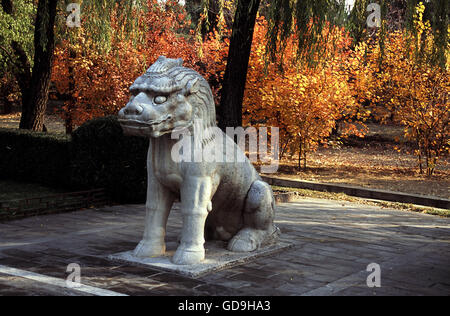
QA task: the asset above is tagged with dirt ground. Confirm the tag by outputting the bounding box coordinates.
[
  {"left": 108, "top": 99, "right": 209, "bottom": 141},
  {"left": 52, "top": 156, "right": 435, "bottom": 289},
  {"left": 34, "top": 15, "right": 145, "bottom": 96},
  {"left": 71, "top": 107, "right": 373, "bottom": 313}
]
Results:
[
  {"left": 1, "top": 113, "right": 449, "bottom": 199},
  {"left": 276, "top": 146, "right": 449, "bottom": 199},
  {"left": 0, "top": 112, "right": 65, "bottom": 134},
  {"left": 274, "top": 122, "right": 449, "bottom": 199}
]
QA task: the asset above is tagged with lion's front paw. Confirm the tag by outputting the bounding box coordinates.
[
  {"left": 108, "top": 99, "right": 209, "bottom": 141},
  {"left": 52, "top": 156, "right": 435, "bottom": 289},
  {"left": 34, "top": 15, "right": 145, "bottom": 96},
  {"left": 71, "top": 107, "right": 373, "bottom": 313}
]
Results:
[
  {"left": 172, "top": 246, "right": 205, "bottom": 265},
  {"left": 133, "top": 240, "right": 165, "bottom": 258}
]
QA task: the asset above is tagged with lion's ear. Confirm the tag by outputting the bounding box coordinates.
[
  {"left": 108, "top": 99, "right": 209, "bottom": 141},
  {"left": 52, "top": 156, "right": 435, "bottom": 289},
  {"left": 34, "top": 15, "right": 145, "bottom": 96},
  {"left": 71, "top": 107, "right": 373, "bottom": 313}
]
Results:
[{"left": 184, "top": 78, "right": 200, "bottom": 96}]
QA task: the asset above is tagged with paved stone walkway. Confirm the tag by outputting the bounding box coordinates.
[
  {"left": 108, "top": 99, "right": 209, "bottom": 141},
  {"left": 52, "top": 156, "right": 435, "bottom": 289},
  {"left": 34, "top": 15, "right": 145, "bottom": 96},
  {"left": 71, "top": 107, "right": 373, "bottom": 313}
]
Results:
[{"left": 0, "top": 198, "right": 449, "bottom": 296}]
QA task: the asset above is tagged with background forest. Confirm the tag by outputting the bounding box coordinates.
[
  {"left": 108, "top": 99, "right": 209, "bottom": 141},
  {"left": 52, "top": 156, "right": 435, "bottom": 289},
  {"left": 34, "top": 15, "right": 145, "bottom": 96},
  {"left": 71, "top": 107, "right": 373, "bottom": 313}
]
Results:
[{"left": 0, "top": 0, "right": 448, "bottom": 199}]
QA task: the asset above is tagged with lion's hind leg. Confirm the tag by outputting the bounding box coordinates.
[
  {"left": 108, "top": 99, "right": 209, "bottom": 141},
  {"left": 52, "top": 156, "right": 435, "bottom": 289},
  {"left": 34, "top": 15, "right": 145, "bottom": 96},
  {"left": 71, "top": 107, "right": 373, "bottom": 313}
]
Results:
[{"left": 227, "top": 180, "right": 280, "bottom": 252}]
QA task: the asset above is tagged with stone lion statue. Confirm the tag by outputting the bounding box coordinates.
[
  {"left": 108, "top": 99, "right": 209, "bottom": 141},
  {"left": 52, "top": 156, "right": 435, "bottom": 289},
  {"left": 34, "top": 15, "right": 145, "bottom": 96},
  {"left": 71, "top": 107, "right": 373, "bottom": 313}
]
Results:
[{"left": 118, "top": 56, "right": 279, "bottom": 265}]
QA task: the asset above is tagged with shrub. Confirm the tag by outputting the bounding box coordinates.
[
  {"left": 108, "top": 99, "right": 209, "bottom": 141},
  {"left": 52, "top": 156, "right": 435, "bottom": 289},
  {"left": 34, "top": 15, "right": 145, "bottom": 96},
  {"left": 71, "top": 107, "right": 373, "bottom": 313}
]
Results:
[
  {"left": 0, "top": 117, "right": 150, "bottom": 203},
  {"left": 70, "top": 116, "right": 149, "bottom": 203},
  {"left": 244, "top": 18, "right": 363, "bottom": 169},
  {"left": 0, "top": 128, "right": 71, "bottom": 187}
]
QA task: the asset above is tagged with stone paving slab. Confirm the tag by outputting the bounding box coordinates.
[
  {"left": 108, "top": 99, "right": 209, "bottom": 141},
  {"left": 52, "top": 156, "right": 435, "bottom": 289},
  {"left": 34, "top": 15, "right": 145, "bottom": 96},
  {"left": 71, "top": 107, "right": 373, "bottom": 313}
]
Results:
[{"left": 0, "top": 198, "right": 449, "bottom": 296}]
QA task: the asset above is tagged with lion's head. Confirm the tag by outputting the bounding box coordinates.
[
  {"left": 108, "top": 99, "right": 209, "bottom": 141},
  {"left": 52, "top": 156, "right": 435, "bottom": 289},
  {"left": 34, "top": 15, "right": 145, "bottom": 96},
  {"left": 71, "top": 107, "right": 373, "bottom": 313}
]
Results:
[{"left": 118, "top": 56, "right": 216, "bottom": 138}]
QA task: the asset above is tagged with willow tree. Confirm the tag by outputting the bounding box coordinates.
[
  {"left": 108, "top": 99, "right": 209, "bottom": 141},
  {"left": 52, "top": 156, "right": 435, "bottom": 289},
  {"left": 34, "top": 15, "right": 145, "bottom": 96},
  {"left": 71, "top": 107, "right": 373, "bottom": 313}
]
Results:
[
  {"left": 216, "top": 0, "right": 348, "bottom": 129},
  {"left": 0, "top": 0, "right": 148, "bottom": 131},
  {"left": 0, "top": 0, "right": 56, "bottom": 131},
  {"left": 217, "top": 0, "right": 449, "bottom": 129},
  {"left": 0, "top": 0, "right": 35, "bottom": 114}
]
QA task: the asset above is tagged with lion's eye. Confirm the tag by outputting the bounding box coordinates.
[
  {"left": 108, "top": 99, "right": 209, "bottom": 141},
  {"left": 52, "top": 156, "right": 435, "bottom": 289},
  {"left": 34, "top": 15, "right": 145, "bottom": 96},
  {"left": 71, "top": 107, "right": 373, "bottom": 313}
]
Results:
[{"left": 154, "top": 96, "right": 167, "bottom": 104}]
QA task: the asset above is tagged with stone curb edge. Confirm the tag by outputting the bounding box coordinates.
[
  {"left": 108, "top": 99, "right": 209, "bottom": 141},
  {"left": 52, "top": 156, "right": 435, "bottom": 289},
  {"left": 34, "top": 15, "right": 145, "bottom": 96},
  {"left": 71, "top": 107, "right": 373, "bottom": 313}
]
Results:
[{"left": 264, "top": 176, "right": 450, "bottom": 210}]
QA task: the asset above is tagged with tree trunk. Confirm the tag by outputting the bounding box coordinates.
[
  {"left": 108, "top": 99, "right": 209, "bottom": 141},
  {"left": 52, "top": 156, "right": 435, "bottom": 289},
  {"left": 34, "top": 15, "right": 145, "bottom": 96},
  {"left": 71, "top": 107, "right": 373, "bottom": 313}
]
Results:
[
  {"left": 298, "top": 140, "right": 302, "bottom": 170},
  {"left": 218, "top": 0, "right": 260, "bottom": 130},
  {"left": 65, "top": 48, "right": 77, "bottom": 135},
  {"left": 19, "top": 0, "right": 58, "bottom": 131},
  {"left": 280, "top": 135, "right": 291, "bottom": 161},
  {"left": 0, "top": 76, "right": 13, "bottom": 114},
  {"left": 11, "top": 41, "right": 32, "bottom": 101}
]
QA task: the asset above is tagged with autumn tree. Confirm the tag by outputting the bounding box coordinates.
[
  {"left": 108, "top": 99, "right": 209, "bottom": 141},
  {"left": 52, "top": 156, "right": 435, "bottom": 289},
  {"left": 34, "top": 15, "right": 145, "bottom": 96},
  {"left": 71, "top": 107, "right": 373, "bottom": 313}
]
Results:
[
  {"left": 52, "top": 0, "right": 153, "bottom": 133},
  {"left": 52, "top": 0, "right": 229, "bottom": 130},
  {"left": 0, "top": 0, "right": 158, "bottom": 131},
  {"left": 0, "top": 0, "right": 35, "bottom": 114},
  {"left": 198, "top": 0, "right": 449, "bottom": 129},
  {"left": 351, "top": 2, "right": 449, "bottom": 175},
  {"left": 244, "top": 17, "right": 361, "bottom": 169},
  {"left": 392, "top": 3, "right": 448, "bottom": 176},
  {"left": 0, "top": 0, "right": 57, "bottom": 131},
  {"left": 216, "top": 0, "right": 351, "bottom": 129},
  {"left": 185, "top": 0, "right": 235, "bottom": 37}
]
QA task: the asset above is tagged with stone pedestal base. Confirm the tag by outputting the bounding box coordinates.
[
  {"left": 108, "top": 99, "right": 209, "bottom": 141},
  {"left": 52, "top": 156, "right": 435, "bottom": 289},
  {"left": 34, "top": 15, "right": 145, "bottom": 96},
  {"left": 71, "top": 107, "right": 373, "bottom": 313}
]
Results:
[{"left": 108, "top": 240, "right": 293, "bottom": 278}]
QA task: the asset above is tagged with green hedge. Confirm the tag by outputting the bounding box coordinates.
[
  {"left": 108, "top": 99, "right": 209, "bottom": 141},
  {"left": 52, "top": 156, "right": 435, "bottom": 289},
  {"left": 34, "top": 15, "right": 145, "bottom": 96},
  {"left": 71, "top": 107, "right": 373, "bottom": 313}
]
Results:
[
  {"left": 70, "top": 116, "right": 148, "bottom": 203},
  {"left": 0, "top": 128, "right": 71, "bottom": 187},
  {"left": 0, "top": 116, "right": 149, "bottom": 203}
]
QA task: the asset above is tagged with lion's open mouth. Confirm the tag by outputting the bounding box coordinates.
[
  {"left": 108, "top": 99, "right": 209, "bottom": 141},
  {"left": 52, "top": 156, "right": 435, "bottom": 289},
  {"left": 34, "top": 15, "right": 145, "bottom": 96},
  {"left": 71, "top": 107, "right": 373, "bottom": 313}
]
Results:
[{"left": 118, "top": 115, "right": 172, "bottom": 129}]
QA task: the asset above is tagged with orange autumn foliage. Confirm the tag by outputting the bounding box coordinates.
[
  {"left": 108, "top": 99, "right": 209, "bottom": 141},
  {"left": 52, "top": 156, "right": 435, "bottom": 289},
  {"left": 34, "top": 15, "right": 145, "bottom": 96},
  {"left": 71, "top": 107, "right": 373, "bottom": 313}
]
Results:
[
  {"left": 244, "top": 17, "right": 364, "bottom": 168},
  {"left": 351, "top": 5, "right": 449, "bottom": 176},
  {"left": 51, "top": 0, "right": 229, "bottom": 130},
  {"left": 51, "top": 2, "right": 447, "bottom": 177}
]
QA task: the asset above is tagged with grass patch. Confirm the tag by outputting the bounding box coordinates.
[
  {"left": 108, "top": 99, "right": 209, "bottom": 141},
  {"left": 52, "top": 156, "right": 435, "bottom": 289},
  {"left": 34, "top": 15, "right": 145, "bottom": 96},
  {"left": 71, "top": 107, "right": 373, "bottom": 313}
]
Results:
[{"left": 271, "top": 185, "right": 450, "bottom": 218}]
